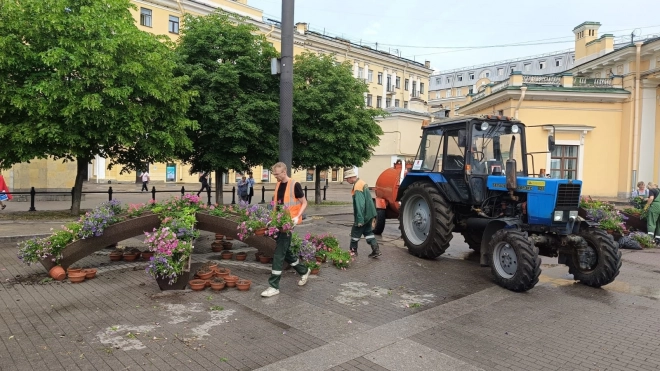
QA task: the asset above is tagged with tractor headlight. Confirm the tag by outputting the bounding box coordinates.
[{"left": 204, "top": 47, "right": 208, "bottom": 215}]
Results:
[
  {"left": 569, "top": 210, "right": 578, "bottom": 219},
  {"left": 480, "top": 122, "right": 489, "bottom": 131},
  {"left": 554, "top": 211, "right": 564, "bottom": 222},
  {"left": 511, "top": 124, "right": 520, "bottom": 134}
]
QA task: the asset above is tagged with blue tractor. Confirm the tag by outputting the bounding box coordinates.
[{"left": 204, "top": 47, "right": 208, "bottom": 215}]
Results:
[{"left": 397, "top": 115, "right": 621, "bottom": 292}]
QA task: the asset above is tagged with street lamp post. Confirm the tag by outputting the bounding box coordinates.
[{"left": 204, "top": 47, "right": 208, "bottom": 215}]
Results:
[{"left": 279, "top": 0, "right": 294, "bottom": 177}]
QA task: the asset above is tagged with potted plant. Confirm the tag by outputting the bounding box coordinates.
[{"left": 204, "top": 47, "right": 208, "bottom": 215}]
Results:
[
  {"left": 220, "top": 250, "right": 233, "bottom": 260},
  {"left": 224, "top": 275, "right": 239, "bottom": 287},
  {"left": 215, "top": 267, "right": 230, "bottom": 278},
  {"left": 83, "top": 268, "right": 97, "bottom": 279},
  {"left": 236, "top": 279, "right": 251, "bottom": 291},
  {"left": 305, "top": 261, "right": 320, "bottom": 275},
  {"left": 264, "top": 203, "right": 295, "bottom": 238},
  {"left": 630, "top": 232, "right": 656, "bottom": 249},
  {"left": 235, "top": 252, "right": 247, "bottom": 261},
  {"left": 236, "top": 202, "right": 270, "bottom": 241},
  {"left": 189, "top": 279, "right": 206, "bottom": 291},
  {"left": 196, "top": 266, "right": 214, "bottom": 280},
  {"left": 209, "top": 277, "right": 226, "bottom": 291}
]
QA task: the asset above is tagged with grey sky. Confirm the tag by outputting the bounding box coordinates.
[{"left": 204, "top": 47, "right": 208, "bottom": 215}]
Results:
[{"left": 248, "top": 0, "right": 660, "bottom": 72}]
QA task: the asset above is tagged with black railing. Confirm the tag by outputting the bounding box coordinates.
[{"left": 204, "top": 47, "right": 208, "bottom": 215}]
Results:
[{"left": 12, "top": 184, "right": 328, "bottom": 211}]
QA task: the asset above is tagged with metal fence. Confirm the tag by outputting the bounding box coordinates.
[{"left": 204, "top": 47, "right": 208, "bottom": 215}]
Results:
[{"left": 12, "top": 185, "right": 328, "bottom": 212}]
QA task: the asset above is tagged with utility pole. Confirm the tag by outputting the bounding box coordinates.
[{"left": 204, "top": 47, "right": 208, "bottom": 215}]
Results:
[{"left": 279, "top": 0, "right": 294, "bottom": 176}]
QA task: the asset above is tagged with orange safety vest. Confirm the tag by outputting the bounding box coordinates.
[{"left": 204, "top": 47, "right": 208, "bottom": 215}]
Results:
[{"left": 274, "top": 180, "right": 303, "bottom": 225}]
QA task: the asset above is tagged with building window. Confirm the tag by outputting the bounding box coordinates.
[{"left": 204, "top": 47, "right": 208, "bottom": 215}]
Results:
[
  {"left": 555, "top": 59, "right": 563, "bottom": 67},
  {"left": 412, "top": 81, "right": 417, "bottom": 95},
  {"left": 420, "top": 83, "right": 425, "bottom": 94},
  {"left": 377, "top": 72, "right": 383, "bottom": 85},
  {"left": 446, "top": 76, "right": 451, "bottom": 84},
  {"left": 497, "top": 68, "right": 504, "bottom": 76},
  {"left": 497, "top": 110, "right": 504, "bottom": 116},
  {"left": 446, "top": 89, "right": 451, "bottom": 98},
  {"left": 386, "top": 74, "right": 392, "bottom": 89},
  {"left": 510, "top": 65, "right": 516, "bottom": 74},
  {"left": 396, "top": 76, "right": 401, "bottom": 88},
  {"left": 404, "top": 79, "right": 409, "bottom": 91},
  {"left": 140, "top": 8, "right": 152, "bottom": 27},
  {"left": 550, "top": 145, "right": 578, "bottom": 179},
  {"left": 385, "top": 97, "right": 391, "bottom": 108},
  {"left": 395, "top": 99, "right": 400, "bottom": 107},
  {"left": 435, "top": 77, "right": 441, "bottom": 84},
  {"left": 358, "top": 67, "right": 364, "bottom": 79},
  {"left": 539, "top": 61, "right": 546, "bottom": 69},
  {"left": 457, "top": 74, "right": 463, "bottom": 82},
  {"left": 435, "top": 91, "right": 440, "bottom": 99},
  {"left": 331, "top": 169, "right": 339, "bottom": 182},
  {"left": 376, "top": 96, "right": 382, "bottom": 108},
  {"left": 469, "top": 73, "right": 475, "bottom": 80},
  {"left": 469, "top": 87, "right": 473, "bottom": 94},
  {"left": 368, "top": 70, "right": 373, "bottom": 82},
  {"left": 524, "top": 63, "right": 531, "bottom": 72},
  {"left": 169, "top": 15, "right": 179, "bottom": 34},
  {"left": 485, "top": 71, "right": 490, "bottom": 77},
  {"left": 404, "top": 101, "right": 408, "bottom": 109},
  {"left": 456, "top": 88, "right": 462, "bottom": 96},
  {"left": 366, "top": 94, "right": 373, "bottom": 107}
]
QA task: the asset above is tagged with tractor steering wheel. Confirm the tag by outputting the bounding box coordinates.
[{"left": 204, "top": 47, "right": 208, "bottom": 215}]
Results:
[{"left": 472, "top": 151, "right": 485, "bottom": 162}]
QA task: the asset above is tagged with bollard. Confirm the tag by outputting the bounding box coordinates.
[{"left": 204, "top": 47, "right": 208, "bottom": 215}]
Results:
[
  {"left": 231, "top": 186, "right": 236, "bottom": 204},
  {"left": 326, "top": 178, "right": 329, "bottom": 187},
  {"left": 260, "top": 186, "right": 266, "bottom": 204},
  {"left": 108, "top": 187, "right": 113, "bottom": 201},
  {"left": 304, "top": 186, "right": 308, "bottom": 199},
  {"left": 323, "top": 185, "right": 327, "bottom": 201},
  {"left": 151, "top": 186, "right": 156, "bottom": 201},
  {"left": 29, "top": 187, "right": 36, "bottom": 212},
  {"left": 207, "top": 187, "right": 212, "bottom": 206},
  {"left": 181, "top": 186, "right": 185, "bottom": 196}
]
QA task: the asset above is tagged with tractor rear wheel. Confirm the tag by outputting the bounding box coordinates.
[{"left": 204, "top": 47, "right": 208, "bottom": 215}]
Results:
[
  {"left": 372, "top": 209, "right": 387, "bottom": 235},
  {"left": 567, "top": 229, "right": 621, "bottom": 287},
  {"left": 399, "top": 182, "right": 454, "bottom": 259},
  {"left": 461, "top": 231, "right": 482, "bottom": 252},
  {"left": 489, "top": 229, "right": 541, "bottom": 292}
]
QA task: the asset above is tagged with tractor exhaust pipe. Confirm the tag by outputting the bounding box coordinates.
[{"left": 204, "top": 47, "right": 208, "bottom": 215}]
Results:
[{"left": 506, "top": 136, "right": 518, "bottom": 201}]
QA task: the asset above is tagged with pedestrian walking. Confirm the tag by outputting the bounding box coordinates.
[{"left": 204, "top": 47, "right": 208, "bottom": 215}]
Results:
[
  {"left": 197, "top": 172, "right": 210, "bottom": 196},
  {"left": 644, "top": 182, "right": 660, "bottom": 243},
  {"left": 343, "top": 168, "right": 381, "bottom": 258},
  {"left": 261, "top": 162, "right": 310, "bottom": 298},
  {"left": 0, "top": 173, "right": 12, "bottom": 210},
  {"left": 140, "top": 170, "right": 150, "bottom": 192},
  {"left": 237, "top": 175, "right": 249, "bottom": 202},
  {"left": 246, "top": 172, "right": 255, "bottom": 204}
]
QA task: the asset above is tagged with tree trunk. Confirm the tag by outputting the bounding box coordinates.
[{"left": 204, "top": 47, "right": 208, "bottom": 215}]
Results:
[
  {"left": 70, "top": 157, "right": 88, "bottom": 215},
  {"left": 314, "top": 167, "right": 322, "bottom": 204},
  {"left": 214, "top": 168, "right": 224, "bottom": 205}
]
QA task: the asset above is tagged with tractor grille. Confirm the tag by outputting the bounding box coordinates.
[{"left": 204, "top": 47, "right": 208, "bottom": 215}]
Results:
[{"left": 556, "top": 184, "right": 581, "bottom": 208}]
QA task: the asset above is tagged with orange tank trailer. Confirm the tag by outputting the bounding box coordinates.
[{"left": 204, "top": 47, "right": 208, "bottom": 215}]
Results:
[{"left": 370, "top": 160, "right": 410, "bottom": 234}]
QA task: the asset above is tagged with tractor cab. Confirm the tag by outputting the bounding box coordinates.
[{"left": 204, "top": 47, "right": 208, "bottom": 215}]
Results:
[{"left": 413, "top": 115, "right": 531, "bottom": 206}]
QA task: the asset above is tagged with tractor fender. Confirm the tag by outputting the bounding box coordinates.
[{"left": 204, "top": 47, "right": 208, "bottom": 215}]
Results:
[
  {"left": 396, "top": 173, "right": 447, "bottom": 201},
  {"left": 374, "top": 197, "right": 388, "bottom": 210},
  {"left": 479, "top": 218, "right": 522, "bottom": 267}
]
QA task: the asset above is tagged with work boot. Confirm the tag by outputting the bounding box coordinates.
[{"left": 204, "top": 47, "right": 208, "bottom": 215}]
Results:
[{"left": 368, "top": 248, "right": 382, "bottom": 258}]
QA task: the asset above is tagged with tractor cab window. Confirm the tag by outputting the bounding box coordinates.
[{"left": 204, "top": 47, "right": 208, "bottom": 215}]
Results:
[
  {"left": 415, "top": 128, "right": 444, "bottom": 171},
  {"left": 471, "top": 122, "right": 524, "bottom": 175}
]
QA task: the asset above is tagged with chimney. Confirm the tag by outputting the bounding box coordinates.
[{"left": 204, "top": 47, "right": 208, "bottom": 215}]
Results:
[
  {"left": 573, "top": 21, "right": 601, "bottom": 63},
  {"left": 424, "top": 60, "right": 431, "bottom": 68},
  {"left": 295, "top": 22, "right": 308, "bottom": 35}
]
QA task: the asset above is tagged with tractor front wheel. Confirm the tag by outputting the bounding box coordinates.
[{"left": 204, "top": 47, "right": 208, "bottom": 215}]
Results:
[
  {"left": 461, "top": 231, "right": 482, "bottom": 252},
  {"left": 372, "top": 209, "right": 387, "bottom": 235},
  {"left": 567, "top": 229, "right": 621, "bottom": 287},
  {"left": 489, "top": 229, "right": 541, "bottom": 292},
  {"left": 399, "top": 182, "right": 454, "bottom": 259}
]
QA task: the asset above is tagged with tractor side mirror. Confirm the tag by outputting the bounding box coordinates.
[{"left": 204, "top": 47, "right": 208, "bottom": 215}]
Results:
[
  {"left": 548, "top": 135, "right": 556, "bottom": 152},
  {"left": 457, "top": 129, "right": 467, "bottom": 147}
]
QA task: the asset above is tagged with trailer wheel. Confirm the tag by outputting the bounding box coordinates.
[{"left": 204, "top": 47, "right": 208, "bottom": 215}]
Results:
[
  {"left": 567, "top": 229, "right": 621, "bottom": 287},
  {"left": 399, "top": 182, "right": 454, "bottom": 259},
  {"left": 461, "top": 231, "right": 482, "bottom": 252},
  {"left": 372, "top": 209, "right": 387, "bottom": 235},
  {"left": 489, "top": 229, "right": 541, "bottom": 292}
]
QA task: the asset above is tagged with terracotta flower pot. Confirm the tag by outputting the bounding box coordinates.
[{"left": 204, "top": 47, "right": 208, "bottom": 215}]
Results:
[
  {"left": 207, "top": 263, "right": 218, "bottom": 272},
  {"left": 197, "top": 271, "right": 213, "bottom": 280},
  {"left": 215, "top": 268, "right": 230, "bottom": 278},
  {"left": 68, "top": 272, "right": 86, "bottom": 283},
  {"left": 215, "top": 234, "right": 225, "bottom": 240},
  {"left": 259, "top": 255, "right": 272, "bottom": 264},
  {"left": 255, "top": 252, "right": 263, "bottom": 261},
  {"left": 49, "top": 266, "right": 66, "bottom": 281},
  {"left": 83, "top": 268, "right": 97, "bottom": 279},
  {"left": 221, "top": 251, "right": 233, "bottom": 260},
  {"left": 123, "top": 253, "right": 138, "bottom": 262},
  {"left": 236, "top": 279, "right": 251, "bottom": 291},
  {"left": 109, "top": 252, "right": 123, "bottom": 261},
  {"left": 224, "top": 275, "right": 239, "bottom": 287},
  {"left": 141, "top": 251, "right": 154, "bottom": 261},
  {"left": 225, "top": 236, "right": 234, "bottom": 241},
  {"left": 310, "top": 268, "right": 320, "bottom": 275},
  {"left": 221, "top": 241, "right": 233, "bottom": 250},
  {"left": 211, "top": 242, "right": 224, "bottom": 252},
  {"left": 210, "top": 278, "right": 226, "bottom": 291},
  {"left": 254, "top": 228, "right": 267, "bottom": 236},
  {"left": 205, "top": 279, "right": 211, "bottom": 288},
  {"left": 188, "top": 279, "right": 206, "bottom": 291},
  {"left": 235, "top": 252, "right": 247, "bottom": 261},
  {"left": 66, "top": 267, "right": 82, "bottom": 275}
]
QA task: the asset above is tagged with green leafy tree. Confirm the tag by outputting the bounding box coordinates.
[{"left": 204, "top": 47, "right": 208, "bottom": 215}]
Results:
[
  {"left": 175, "top": 11, "right": 280, "bottom": 204},
  {"left": 0, "top": 0, "right": 196, "bottom": 214},
  {"left": 292, "top": 52, "right": 384, "bottom": 204}
]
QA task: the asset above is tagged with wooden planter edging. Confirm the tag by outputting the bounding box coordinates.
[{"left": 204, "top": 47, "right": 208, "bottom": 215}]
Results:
[
  {"left": 622, "top": 212, "right": 647, "bottom": 233},
  {"left": 40, "top": 214, "right": 161, "bottom": 271},
  {"left": 195, "top": 213, "right": 276, "bottom": 257}
]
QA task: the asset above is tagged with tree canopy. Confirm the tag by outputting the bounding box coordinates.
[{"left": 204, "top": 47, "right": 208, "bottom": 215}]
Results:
[
  {"left": 0, "top": 0, "right": 196, "bottom": 213},
  {"left": 174, "top": 10, "right": 280, "bottom": 203},
  {"left": 292, "top": 52, "right": 384, "bottom": 203}
]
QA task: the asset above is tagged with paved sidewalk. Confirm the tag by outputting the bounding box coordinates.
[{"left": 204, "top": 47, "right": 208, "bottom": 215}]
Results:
[{"left": 1, "top": 212, "right": 660, "bottom": 370}]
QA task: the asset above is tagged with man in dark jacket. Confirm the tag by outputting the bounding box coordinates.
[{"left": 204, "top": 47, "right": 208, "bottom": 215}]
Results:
[
  {"left": 344, "top": 168, "right": 381, "bottom": 258},
  {"left": 197, "top": 172, "right": 210, "bottom": 197}
]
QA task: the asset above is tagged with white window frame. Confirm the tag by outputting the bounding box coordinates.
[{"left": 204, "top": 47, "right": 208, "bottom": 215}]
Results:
[
  {"left": 497, "top": 68, "right": 504, "bottom": 76},
  {"left": 524, "top": 63, "right": 531, "bottom": 71},
  {"left": 469, "top": 73, "right": 475, "bottom": 80},
  {"left": 446, "top": 89, "right": 451, "bottom": 98},
  {"left": 457, "top": 75, "right": 463, "bottom": 82},
  {"left": 456, "top": 88, "right": 462, "bottom": 96},
  {"left": 539, "top": 61, "right": 546, "bottom": 70},
  {"left": 543, "top": 127, "right": 593, "bottom": 180},
  {"left": 555, "top": 59, "right": 563, "bottom": 67}
]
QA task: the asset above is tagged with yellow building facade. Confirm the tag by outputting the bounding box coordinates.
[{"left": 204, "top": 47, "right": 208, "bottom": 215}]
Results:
[
  {"left": 3, "top": 0, "right": 432, "bottom": 191},
  {"left": 458, "top": 22, "right": 660, "bottom": 198}
]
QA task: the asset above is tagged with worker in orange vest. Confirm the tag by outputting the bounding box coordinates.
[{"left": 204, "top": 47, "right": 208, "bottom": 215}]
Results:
[{"left": 261, "top": 162, "right": 311, "bottom": 298}]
